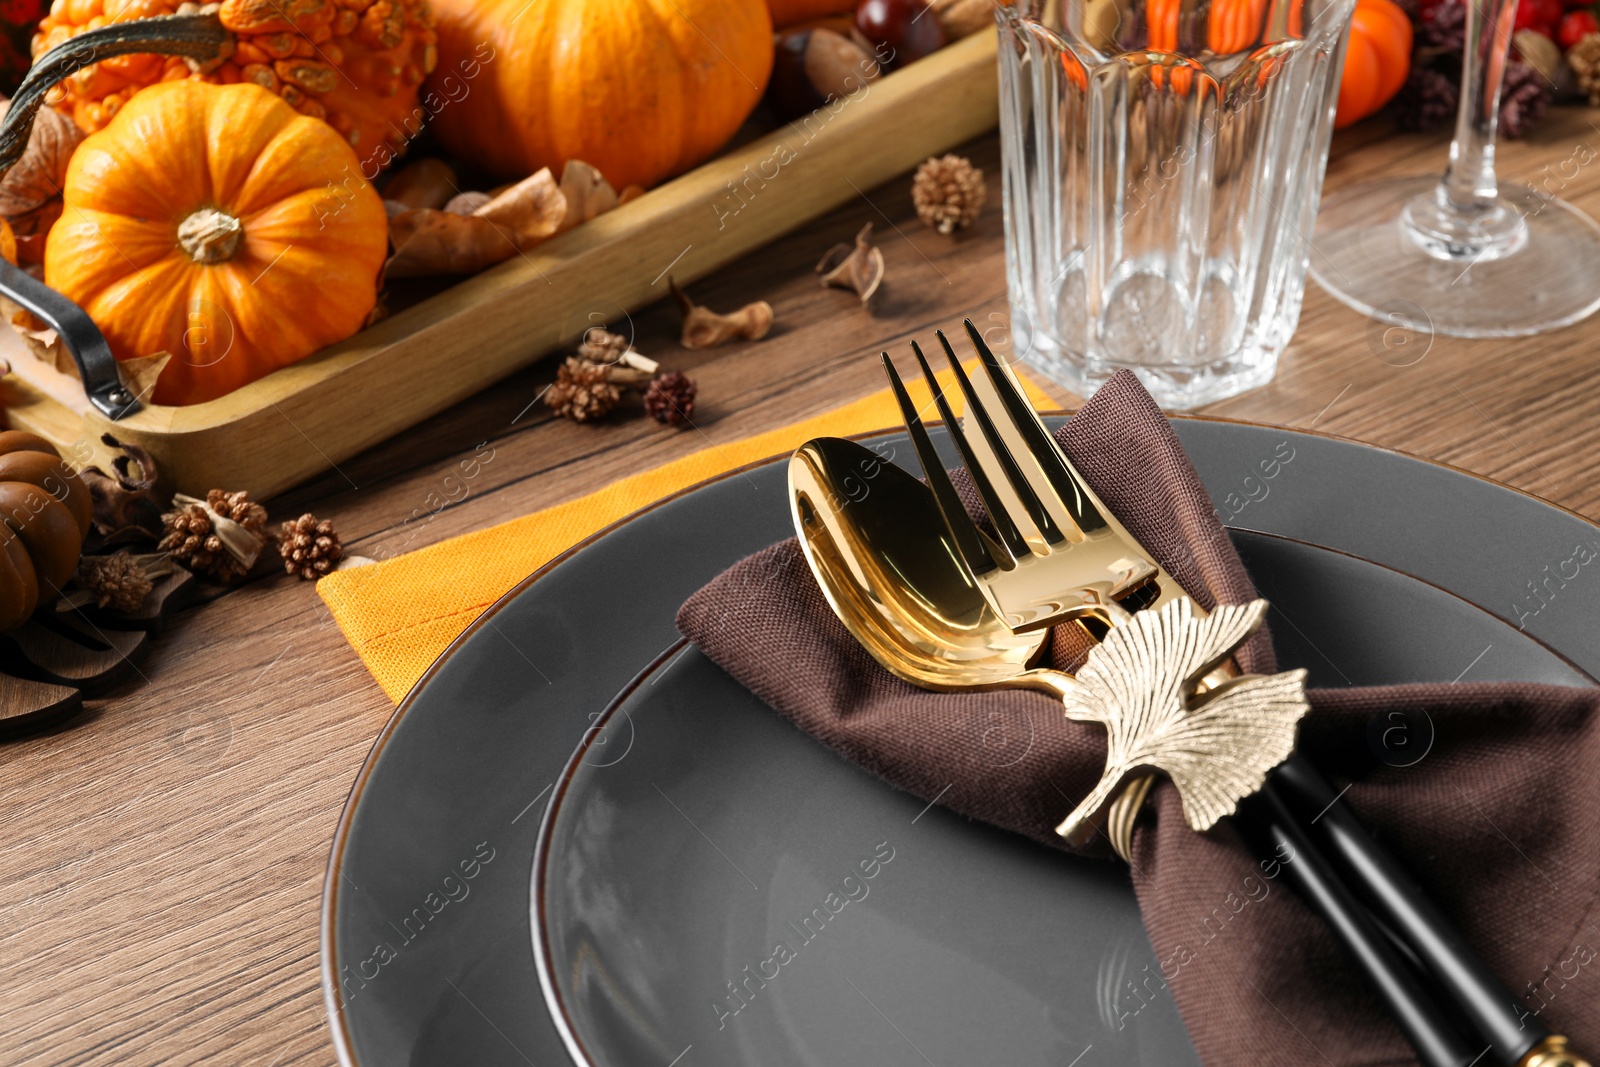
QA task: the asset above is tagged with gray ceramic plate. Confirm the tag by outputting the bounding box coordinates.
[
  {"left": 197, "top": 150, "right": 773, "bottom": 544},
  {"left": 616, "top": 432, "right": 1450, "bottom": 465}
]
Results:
[{"left": 323, "top": 417, "right": 1600, "bottom": 1067}]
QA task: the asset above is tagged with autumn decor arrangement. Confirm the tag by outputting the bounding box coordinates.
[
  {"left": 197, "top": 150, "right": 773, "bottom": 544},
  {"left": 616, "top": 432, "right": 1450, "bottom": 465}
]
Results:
[
  {"left": 544, "top": 327, "right": 704, "bottom": 428},
  {"left": 44, "top": 80, "right": 389, "bottom": 405},
  {"left": 427, "top": 0, "right": 775, "bottom": 191},
  {"left": 0, "top": 428, "right": 349, "bottom": 731}
]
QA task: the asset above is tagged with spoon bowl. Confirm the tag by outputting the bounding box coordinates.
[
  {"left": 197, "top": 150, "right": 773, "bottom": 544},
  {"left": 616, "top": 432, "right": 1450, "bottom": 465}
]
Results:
[{"left": 788, "top": 436, "right": 1061, "bottom": 694}]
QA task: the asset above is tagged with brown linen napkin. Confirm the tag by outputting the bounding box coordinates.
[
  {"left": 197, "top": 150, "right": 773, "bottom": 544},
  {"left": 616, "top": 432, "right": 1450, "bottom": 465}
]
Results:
[{"left": 677, "top": 370, "right": 1600, "bottom": 1067}]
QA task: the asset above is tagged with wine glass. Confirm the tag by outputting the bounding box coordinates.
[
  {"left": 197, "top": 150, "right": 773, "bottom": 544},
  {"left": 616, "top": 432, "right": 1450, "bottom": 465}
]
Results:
[{"left": 1309, "top": 0, "right": 1600, "bottom": 337}]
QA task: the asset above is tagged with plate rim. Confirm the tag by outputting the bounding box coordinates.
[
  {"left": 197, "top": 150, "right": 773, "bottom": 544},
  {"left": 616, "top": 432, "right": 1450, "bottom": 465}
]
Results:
[{"left": 320, "top": 412, "right": 1600, "bottom": 1067}]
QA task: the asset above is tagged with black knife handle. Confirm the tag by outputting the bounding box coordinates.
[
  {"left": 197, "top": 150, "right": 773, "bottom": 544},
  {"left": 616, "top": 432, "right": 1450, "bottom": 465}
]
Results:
[
  {"left": 1233, "top": 781, "right": 1484, "bottom": 1067},
  {"left": 1273, "top": 755, "right": 1549, "bottom": 1064}
]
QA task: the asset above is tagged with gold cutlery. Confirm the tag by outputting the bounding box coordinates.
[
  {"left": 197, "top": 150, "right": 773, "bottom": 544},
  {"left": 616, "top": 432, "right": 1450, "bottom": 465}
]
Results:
[{"left": 785, "top": 323, "right": 1589, "bottom": 1067}]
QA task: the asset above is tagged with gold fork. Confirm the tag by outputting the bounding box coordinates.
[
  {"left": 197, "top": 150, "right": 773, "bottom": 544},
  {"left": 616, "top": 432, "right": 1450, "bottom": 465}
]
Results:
[
  {"left": 881, "top": 321, "right": 1186, "bottom": 635},
  {"left": 882, "top": 320, "right": 1202, "bottom": 848}
]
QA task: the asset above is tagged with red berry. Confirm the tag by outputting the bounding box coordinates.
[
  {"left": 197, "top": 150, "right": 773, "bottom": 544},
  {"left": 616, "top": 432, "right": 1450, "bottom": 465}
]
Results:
[
  {"left": 1514, "top": 0, "right": 1546, "bottom": 30},
  {"left": 1539, "top": 0, "right": 1565, "bottom": 25},
  {"left": 854, "top": 0, "right": 947, "bottom": 69},
  {"left": 1559, "top": 7, "right": 1598, "bottom": 44}
]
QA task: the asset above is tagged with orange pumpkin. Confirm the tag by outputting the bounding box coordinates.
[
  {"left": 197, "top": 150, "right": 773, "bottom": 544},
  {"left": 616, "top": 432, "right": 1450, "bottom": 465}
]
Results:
[
  {"left": 1335, "top": 0, "right": 1411, "bottom": 127},
  {"left": 428, "top": 0, "right": 774, "bottom": 190},
  {"left": 44, "top": 80, "right": 389, "bottom": 407},
  {"left": 33, "top": 0, "right": 437, "bottom": 173}
]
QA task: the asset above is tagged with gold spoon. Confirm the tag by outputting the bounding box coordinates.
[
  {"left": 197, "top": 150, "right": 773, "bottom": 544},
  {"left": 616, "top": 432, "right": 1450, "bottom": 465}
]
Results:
[
  {"left": 789, "top": 433, "right": 1160, "bottom": 851},
  {"left": 788, "top": 434, "right": 1071, "bottom": 697}
]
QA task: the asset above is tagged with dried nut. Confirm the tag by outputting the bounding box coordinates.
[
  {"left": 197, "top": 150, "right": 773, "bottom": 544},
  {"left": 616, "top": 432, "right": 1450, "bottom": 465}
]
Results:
[
  {"left": 931, "top": 0, "right": 1010, "bottom": 38},
  {"left": 442, "top": 190, "right": 491, "bottom": 215},
  {"left": 383, "top": 157, "right": 459, "bottom": 211},
  {"left": 669, "top": 278, "right": 774, "bottom": 349},
  {"left": 1513, "top": 29, "right": 1570, "bottom": 97},
  {"left": 769, "top": 27, "right": 880, "bottom": 119},
  {"left": 816, "top": 222, "right": 885, "bottom": 308}
]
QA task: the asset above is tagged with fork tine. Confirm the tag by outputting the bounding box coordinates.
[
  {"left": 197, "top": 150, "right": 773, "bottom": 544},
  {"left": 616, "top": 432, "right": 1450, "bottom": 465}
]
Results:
[
  {"left": 879, "top": 353, "right": 998, "bottom": 577},
  {"left": 960, "top": 316, "right": 1113, "bottom": 534},
  {"left": 909, "top": 341, "right": 1028, "bottom": 562},
  {"left": 936, "top": 331, "right": 1065, "bottom": 547},
  {"left": 962, "top": 319, "right": 1109, "bottom": 535}
]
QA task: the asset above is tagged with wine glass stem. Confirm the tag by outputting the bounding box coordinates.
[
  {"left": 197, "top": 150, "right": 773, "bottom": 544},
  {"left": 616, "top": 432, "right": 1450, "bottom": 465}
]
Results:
[{"left": 1439, "top": 0, "right": 1516, "bottom": 215}]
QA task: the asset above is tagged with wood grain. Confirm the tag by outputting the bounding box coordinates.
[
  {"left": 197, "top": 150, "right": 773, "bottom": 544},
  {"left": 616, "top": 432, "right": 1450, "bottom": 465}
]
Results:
[
  {"left": 0, "top": 30, "right": 1000, "bottom": 501},
  {"left": 7, "top": 106, "right": 1600, "bottom": 1067}
]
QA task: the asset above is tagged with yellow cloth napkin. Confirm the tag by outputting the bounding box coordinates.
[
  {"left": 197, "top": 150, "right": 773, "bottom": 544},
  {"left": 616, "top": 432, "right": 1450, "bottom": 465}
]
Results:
[{"left": 319, "top": 370, "right": 1056, "bottom": 702}]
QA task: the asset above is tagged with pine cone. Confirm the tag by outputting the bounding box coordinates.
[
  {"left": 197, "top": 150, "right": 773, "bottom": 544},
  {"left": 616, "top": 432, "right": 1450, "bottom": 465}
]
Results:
[
  {"left": 1498, "top": 60, "right": 1550, "bottom": 139},
  {"left": 643, "top": 371, "right": 698, "bottom": 427},
  {"left": 207, "top": 488, "right": 267, "bottom": 537},
  {"left": 278, "top": 513, "right": 344, "bottom": 581},
  {"left": 1568, "top": 31, "right": 1600, "bottom": 105},
  {"left": 576, "top": 328, "right": 632, "bottom": 365},
  {"left": 1395, "top": 66, "right": 1459, "bottom": 131},
  {"left": 911, "top": 154, "right": 987, "bottom": 235},
  {"left": 77, "top": 551, "right": 152, "bottom": 613},
  {"left": 545, "top": 356, "right": 622, "bottom": 423},
  {"left": 158, "top": 489, "right": 267, "bottom": 583},
  {"left": 159, "top": 500, "right": 244, "bottom": 582},
  {"left": 1418, "top": 0, "right": 1464, "bottom": 51}
]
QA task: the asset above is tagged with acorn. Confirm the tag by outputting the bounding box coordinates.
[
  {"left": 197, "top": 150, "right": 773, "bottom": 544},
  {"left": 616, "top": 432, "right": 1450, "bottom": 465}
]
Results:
[{"left": 768, "top": 26, "right": 882, "bottom": 120}]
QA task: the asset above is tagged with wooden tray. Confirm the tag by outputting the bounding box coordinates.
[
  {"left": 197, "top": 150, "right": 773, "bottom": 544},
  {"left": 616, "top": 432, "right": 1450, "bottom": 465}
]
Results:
[{"left": 0, "top": 31, "right": 1000, "bottom": 499}]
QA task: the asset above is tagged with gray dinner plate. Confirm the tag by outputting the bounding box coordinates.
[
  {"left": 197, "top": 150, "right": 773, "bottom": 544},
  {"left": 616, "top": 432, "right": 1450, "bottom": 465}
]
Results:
[{"left": 322, "top": 416, "right": 1600, "bottom": 1067}]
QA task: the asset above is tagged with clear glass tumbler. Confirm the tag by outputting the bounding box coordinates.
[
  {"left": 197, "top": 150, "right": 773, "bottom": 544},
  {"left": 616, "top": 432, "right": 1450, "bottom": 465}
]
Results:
[{"left": 998, "top": 0, "right": 1357, "bottom": 408}]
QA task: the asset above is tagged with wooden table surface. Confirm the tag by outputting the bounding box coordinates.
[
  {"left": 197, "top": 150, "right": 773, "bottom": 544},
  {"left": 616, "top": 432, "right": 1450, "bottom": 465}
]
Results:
[{"left": 7, "top": 105, "right": 1600, "bottom": 1065}]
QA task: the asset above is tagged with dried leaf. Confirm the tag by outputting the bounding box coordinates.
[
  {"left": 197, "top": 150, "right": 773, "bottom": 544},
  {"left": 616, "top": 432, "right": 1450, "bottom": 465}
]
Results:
[
  {"left": 816, "top": 222, "right": 885, "bottom": 308},
  {"left": 383, "top": 157, "right": 458, "bottom": 211},
  {"left": 1, "top": 297, "right": 75, "bottom": 374},
  {"left": 122, "top": 352, "right": 172, "bottom": 404},
  {"left": 475, "top": 170, "right": 568, "bottom": 234},
  {"left": 387, "top": 168, "right": 568, "bottom": 278},
  {"left": 669, "top": 277, "right": 774, "bottom": 350},
  {"left": 556, "top": 160, "right": 619, "bottom": 232}
]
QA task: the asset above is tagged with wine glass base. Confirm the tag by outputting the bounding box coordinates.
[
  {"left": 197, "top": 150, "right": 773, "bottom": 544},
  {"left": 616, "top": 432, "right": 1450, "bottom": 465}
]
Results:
[{"left": 1311, "top": 176, "right": 1600, "bottom": 338}]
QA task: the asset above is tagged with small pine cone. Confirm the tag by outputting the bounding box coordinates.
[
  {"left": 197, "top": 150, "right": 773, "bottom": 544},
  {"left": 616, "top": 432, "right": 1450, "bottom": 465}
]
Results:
[
  {"left": 1498, "top": 60, "right": 1550, "bottom": 140},
  {"left": 911, "top": 154, "right": 987, "bottom": 235},
  {"left": 576, "top": 327, "right": 632, "bottom": 365},
  {"left": 159, "top": 501, "right": 246, "bottom": 582},
  {"left": 77, "top": 551, "right": 153, "bottom": 613},
  {"left": 1394, "top": 66, "right": 1459, "bottom": 132},
  {"left": 1568, "top": 32, "right": 1600, "bottom": 105},
  {"left": 206, "top": 488, "right": 267, "bottom": 537},
  {"left": 545, "top": 356, "right": 621, "bottom": 423},
  {"left": 278, "top": 513, "right": 344, "bottom": 581},
  {"left": 643, "top": 371, "right": 698, "bottom": 426},
  {"left": 1418, "top": 0, "right": 1464, "bottom": 51}
]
